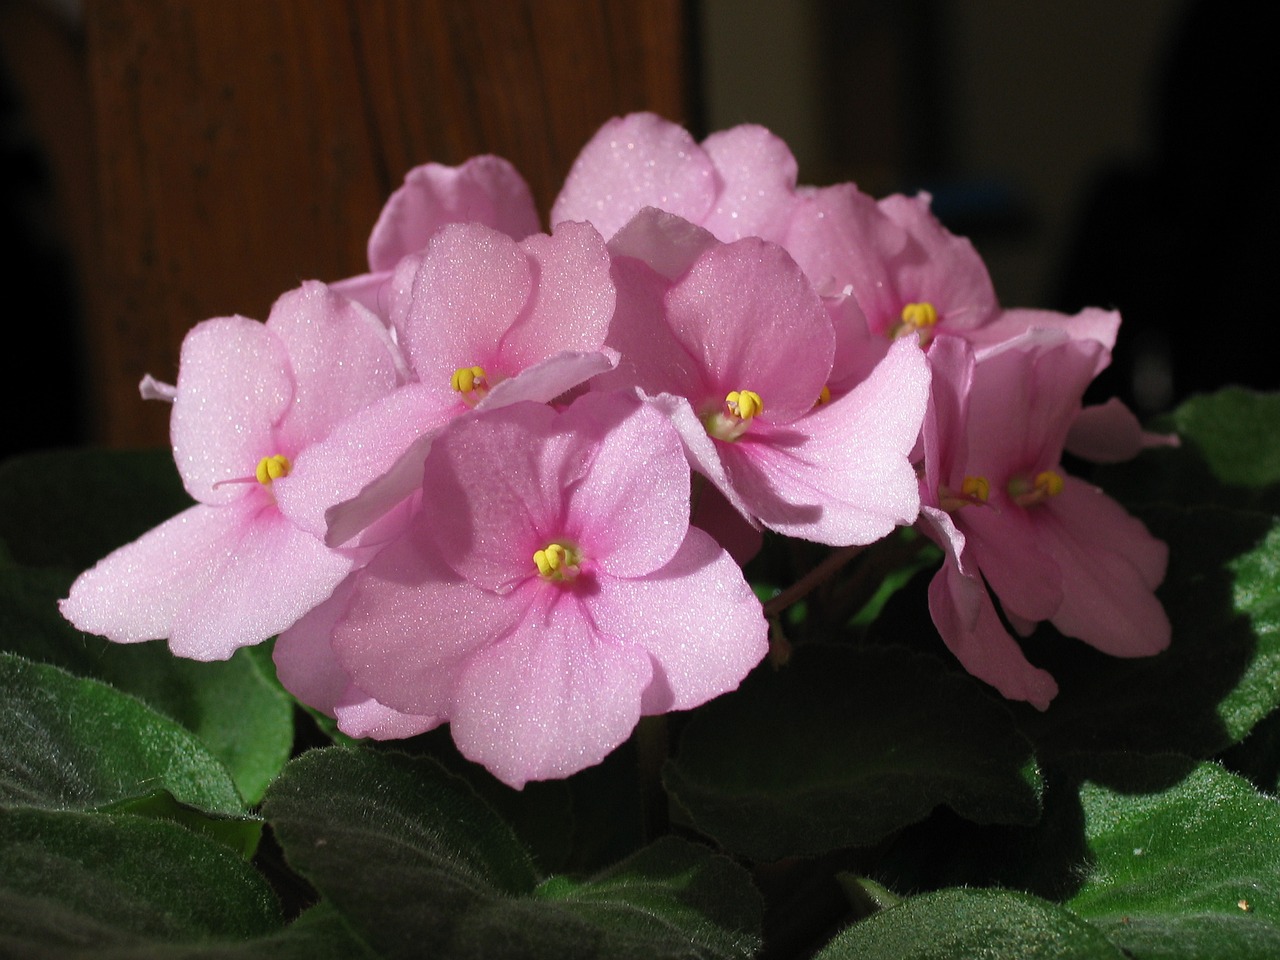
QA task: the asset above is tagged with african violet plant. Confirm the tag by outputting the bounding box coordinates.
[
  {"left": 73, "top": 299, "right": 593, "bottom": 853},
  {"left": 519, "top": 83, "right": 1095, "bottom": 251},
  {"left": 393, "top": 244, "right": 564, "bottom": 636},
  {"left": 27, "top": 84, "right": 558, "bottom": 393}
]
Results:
[{"left": 4, "top": 113, "right": 1279, "bottom": 958}]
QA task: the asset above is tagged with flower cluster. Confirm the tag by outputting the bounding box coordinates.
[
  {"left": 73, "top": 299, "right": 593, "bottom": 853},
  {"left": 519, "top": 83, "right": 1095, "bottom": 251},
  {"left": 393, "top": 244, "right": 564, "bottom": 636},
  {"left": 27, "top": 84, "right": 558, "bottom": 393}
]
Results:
[{"left": 60, "top": 113, "right": 1171, "bottom": 786}]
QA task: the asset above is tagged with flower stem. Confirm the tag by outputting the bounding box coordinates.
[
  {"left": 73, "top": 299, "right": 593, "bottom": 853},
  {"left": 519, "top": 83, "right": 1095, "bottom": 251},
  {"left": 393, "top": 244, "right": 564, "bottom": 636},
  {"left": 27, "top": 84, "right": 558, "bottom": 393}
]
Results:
[{"left": 763, "top": 544, "right": 864, "bottom": 617}]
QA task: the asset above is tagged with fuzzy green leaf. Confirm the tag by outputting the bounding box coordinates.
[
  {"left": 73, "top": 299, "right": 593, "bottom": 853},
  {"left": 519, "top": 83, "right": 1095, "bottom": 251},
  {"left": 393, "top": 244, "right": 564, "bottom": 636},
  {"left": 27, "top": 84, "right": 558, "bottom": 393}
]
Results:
[
  {"left": 263, "top": 748, "right": 760, "bottom": 959},
  {"left": 664, "top": 644, "right": 1042, "bottom": 861}
]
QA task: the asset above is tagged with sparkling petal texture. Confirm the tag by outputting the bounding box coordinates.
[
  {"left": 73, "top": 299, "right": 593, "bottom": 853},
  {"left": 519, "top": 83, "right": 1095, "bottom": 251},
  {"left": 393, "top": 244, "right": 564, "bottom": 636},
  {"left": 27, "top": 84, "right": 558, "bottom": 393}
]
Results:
[
  {"left": 367, "top": 155, "right": 540, "bottom": 272},
  {"left": 551, "top": 112, "right": 718, "bottom": 238}
]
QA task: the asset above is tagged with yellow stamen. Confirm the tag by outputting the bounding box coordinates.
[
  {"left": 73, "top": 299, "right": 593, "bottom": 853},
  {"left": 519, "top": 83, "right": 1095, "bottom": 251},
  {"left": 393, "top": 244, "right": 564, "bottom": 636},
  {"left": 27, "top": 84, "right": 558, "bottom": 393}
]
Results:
[
  {"left": 726, "top": 389, "right": 763, "bottom": 421},
  {"left": 704, "top": 389, "right": 764, "bottom": 442},
  {"left": 1009, "top": 469, "right": 1065, "bottom": 507},
  {"left": 255, "top": 454, "right": 291, "bottom": 486},
  {"left": 815, "top": 384, "right": 832, "bottom": 407},
  {"left": 451, "top": 365, "right": 488, "bottom": 396},
  {"left": 940, "top": 474, "right": 990, "bottom": 512},
  {"left": 962, "top": 475, "right": 990, "bottom": 503},
  {"left": 533, "top": 541, "right": 582, "bottom": 582},
  {"left": 892, "top": 301, "right": 940, "bottom": 343}
]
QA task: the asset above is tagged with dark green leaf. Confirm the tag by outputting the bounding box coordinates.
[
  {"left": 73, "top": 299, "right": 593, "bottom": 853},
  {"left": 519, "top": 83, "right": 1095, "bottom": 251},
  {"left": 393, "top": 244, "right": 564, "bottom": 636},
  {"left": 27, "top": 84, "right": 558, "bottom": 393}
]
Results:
[
  {"left": 813, "top": 888, "right": 1125, "bottom": 959},
  {"left": 0, "top": 654, "right": 244, "bottom": 814},
  {"left": 664, "top": 644, "right": 1042, "bottom": 861},
  {"left": 0, "top": 559, "right": 294, "bottom": 805},
  {"left": 1068, "top": 761, "right": 1280, "bottom": 958},
  {"left": 263, "top": 748, "right": 760, "bottom": 959},
  {"left": 0, "top": 807, "right": 280, "bottom": 956}
]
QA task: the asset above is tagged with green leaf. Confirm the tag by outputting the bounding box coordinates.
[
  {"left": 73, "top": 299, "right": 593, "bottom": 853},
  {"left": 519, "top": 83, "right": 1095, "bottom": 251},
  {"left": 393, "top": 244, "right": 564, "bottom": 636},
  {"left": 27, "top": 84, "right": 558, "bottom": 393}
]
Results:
[
  {"left": 1068, "top": 760, "right": 1280, "bottom": 958},
  {"left": 0, "top": 654, "right": 244, "bottom": 815},
  {"left": 663, "top": 644, "right": 1042, "bottom": 861},
  {"left": 1017, "top": 505, "right": 1280, "bottom": 757},
  {"left": 263, "top": 747, "right": 760, "bottom": 959},
  {"left": 812, "top": 888, "right": 1125, "bottom": 959},
  {"left": 0, "top": 559, "right": 294, "bottom": 806},
  {"left": 0, "top": 807, "right": 280, "bottom": 955},
  {"left": 0, "top": 449, "right": 191, "bottom": 570}
]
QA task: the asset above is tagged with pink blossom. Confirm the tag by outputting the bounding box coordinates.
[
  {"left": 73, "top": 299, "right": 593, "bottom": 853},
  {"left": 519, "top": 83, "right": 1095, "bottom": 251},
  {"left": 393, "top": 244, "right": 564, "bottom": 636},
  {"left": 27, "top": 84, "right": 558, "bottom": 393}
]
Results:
[
  {"left": 295, "top": 219, "right": 619, "bottom": 548},
  {"left": 322, "top": 392, "right": 768, "bottom": 787},
  {"left": 595, "top": 210, "right": 930, "bottom": 547},
  {"left": 918, "top": 334, "right": 1171, "bottom": 708},
  {"left": 60, "top": 282, "right": 404, "bottom": 659},
  {"left": 552, "top": 112, "right": 802, "bottom": 245},
  {"left": 332, "top": 155, "right": 540, "bottom": 319}
]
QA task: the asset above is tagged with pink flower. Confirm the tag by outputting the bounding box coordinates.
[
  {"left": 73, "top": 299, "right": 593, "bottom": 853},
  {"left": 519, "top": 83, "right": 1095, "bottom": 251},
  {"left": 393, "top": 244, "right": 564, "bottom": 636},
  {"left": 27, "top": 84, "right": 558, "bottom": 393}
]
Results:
[
  {"left": 918, "top": 334, "right": 1171, "bottom": 708},
  {"left": 320, "top": 392, "right": 768, "bottom": 787},
  {"left": 552, "top": 112, "right": 801, "bottom": 245},
  {"left": 595, "top": 210, "right": 930, "bottom": 547},
  {"left": 332, "top": 155, "right": 540, "bottom": 319},
  {"left": 294, "top": 219, "right": 620, "bottom": 548},
  {"left": 60, "top": 282, "right": 404, "bottom": 659}
]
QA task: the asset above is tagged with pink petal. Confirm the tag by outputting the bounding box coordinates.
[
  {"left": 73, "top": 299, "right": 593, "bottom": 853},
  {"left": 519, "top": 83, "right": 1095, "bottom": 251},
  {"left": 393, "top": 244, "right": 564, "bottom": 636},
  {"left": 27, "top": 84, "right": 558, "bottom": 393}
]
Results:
[
  {"left": 719, "top": 336, "right": 929, "bottom": 545},
  {"left": 1067, "top": 398, "right": 1180, "bottom": 463},
  {"left": 1037, "top": 477, "right": 1171, "bottom": 655},
  {"left": 171, "top": 316, "right": 292, "bottom": 505},
  {"left": 333, "top": 697, "right": 441, "bottom": 741},
  {"left": 699, "top": 124, "right": 799, "bottom": 242},
  {"left": 331, "top": 520, "right": 526, "bottom": 718},
  {"left": 421, "top": 402, "right": 580, "bottom": 591},
  {"left": 367, "top": 156, "right": 540, "bottom": 271},
  {"left": 970, "top": 307, "right": 1120, "bottom": 365},
  {"left": 277, "top": 383, "right": 455, "bottom": 544},
  {"left": 478, "top": 350, "right": 619, "bottom": 412},
  {"left": 928, "top": 557, "right": 1059, "bottom": 710},
  {"left": 960, "top": 502, "right": 1064, "bottom": 624},
  {"left": 608, "top": 207, "right": 720, "bottom": 280},
  {"left": 497, "top": 221, "right": 614, "bottom": 370},
  {"left": 60, "top": 503, "right": 232, "bottom": 644},
  {"left": 391, "top": 223, "right": 534, "bottom": 388},
  {"left": 449, "top": 590, "right": 655, "bottom": 788},
  {"left": 266, "top": 281, "right": 406, "bottom": 452},
  {"left": 782, "top": 182, "right": 912, "bottom": 306},
  {"left": 274, "top": 575, "right": 360, "bottom": 715},
  {"left": 877, "top": 192, "right": 999, "bottom": 333},
  {"left": 561, "top": 392, "right": 691, "bottom": 579},
  {"left": 664, "top": 237, "right": 834, "bottom": 423},
  {"left": 590, "top": 256, "right": 707, "bottom": 402},
  {"left": 551, "top": 113, "right": 718, "bottom": 239},
  {"left": 589, "top": 528, "right": 767, "bottom": 713},
  {"left": 168, "top": 504, "right": 354, "bottom": 660}
]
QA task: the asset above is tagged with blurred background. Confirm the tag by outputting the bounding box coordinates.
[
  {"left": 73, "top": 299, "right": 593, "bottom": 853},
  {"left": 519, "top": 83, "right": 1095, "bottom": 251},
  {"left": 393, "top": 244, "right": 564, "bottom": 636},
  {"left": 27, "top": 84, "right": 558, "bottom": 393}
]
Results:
[{"left": 1, "top": 0, "right": 1271, "bottom": 459}]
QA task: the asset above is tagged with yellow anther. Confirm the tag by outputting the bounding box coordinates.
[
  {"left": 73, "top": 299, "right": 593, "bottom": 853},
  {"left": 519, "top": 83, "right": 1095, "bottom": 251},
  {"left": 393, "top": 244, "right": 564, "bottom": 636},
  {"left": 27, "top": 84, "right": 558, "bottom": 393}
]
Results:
[
  {"left": 901, "top": 302, "right": 939, "bottom": 329},
  {"left": 451, "top": 365, "right": 488, "bottom": 395},
  {"left": 1034, "top": 470, "right": 1064, "bottom": 498},
  {"left": 815, "top": 384, "right": 832, "bottom": 407},
  {"left": 726, "top": 389, "right": 763, "bottom": 421},
  {"left": 892, "top": 301, "right": 940, "bottom": 343},
  {"left": 1009, "top": 469, "right": 1065, "bottom": 507},
  {"left": 254, "top": 454, "right": 291, "bottom": 486},
  {"left": 533, "top": 542, "right": 582, "bottom": 582},
  {"left": 961, "top": 475, "right": 990, "bottom": 503},
  {"left": 940, "top": 474, "right": 990, "bottom": 512}
]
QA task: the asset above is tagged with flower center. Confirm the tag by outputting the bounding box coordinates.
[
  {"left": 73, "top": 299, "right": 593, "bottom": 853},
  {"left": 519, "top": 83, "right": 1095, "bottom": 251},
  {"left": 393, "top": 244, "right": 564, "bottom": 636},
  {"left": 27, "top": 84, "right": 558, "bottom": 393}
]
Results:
[
  {"left": 533, "top": 541, "right": 583, "bottom": 582},
  {"left": 704, "top": 389, "right": 763, "bottom": 442},
  {"left": 939, "top": 475, "right": 989, "bottom": 512},
  {"left": 891, "top": 301, "right": 939, "bottom": 344},
  {"left": 814, "top": 384, "right": 832, "bottom": 408},
  {"left": 1008, "top": 470, "right": 1064, "bottom": 507},
  {"left": 451, "top": 365, "right": 490, "bottom": 406},
  {"left": 255, "top": 454, "right": 291, "bottom": 486}
]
